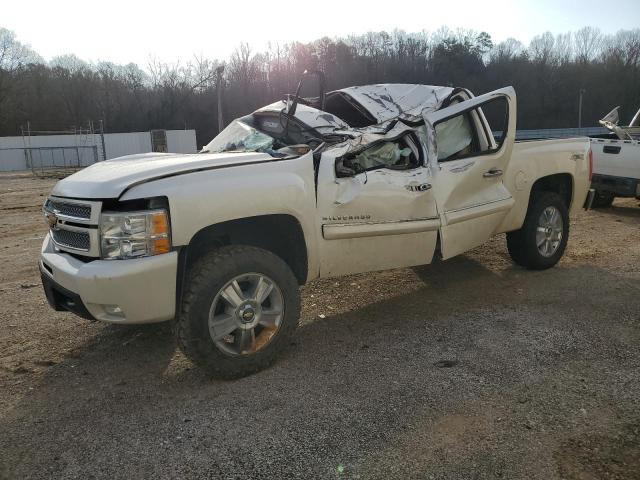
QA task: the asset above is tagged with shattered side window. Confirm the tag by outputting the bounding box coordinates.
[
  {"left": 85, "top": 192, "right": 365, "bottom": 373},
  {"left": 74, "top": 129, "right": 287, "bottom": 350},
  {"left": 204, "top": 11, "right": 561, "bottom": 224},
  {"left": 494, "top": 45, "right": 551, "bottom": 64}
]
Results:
[
  {"left": 435, "top": 114, "right": 476, "bottom": 162},
  {"left": 345, "top": 135, "right": 420, "bottom": 172}
]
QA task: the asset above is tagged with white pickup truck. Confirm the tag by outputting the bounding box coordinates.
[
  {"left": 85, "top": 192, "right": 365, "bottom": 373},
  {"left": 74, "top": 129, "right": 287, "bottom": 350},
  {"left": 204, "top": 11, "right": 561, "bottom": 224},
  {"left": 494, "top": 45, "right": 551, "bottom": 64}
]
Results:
[
  {"left": 40, "top": 74, "right": 594, "bottom": 378},
  {"left": 590, "top": 106, "right": 640, "bottom": 207}
]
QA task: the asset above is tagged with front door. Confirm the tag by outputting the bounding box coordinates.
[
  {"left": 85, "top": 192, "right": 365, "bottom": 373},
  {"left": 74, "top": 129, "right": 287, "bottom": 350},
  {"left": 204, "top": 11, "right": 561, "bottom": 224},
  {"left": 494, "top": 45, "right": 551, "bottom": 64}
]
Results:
[
  {"left": 316, "top": 130, "right": 440, "bottom": 277},
  {"left": 423, "top": 87, "right": 517, "bottom": 259}
]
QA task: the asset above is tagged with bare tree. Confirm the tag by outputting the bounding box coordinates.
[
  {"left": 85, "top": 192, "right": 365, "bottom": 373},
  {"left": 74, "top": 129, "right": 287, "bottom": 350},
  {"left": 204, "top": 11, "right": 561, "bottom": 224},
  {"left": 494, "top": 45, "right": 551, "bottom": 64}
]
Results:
[
  {"left": 574, "top": 27, "right": 603, "bottom": 63},
  {"left": 2, "top": 25, "right": 640, "bottom": 140},
  {"left": 0, "top": 27, "right": 41, "bottom": 71},
  {"left": 554, "top": 33, "right": 573, "bottom": 65},
  {"left": 490, "top": 38, "right": 524, "bottom": 62},
  {"left": 529, "top": 32, "right": 555, "bottom": 64},
  {"left": 0, "top": 28, "right": 42, "bottom": 130}
]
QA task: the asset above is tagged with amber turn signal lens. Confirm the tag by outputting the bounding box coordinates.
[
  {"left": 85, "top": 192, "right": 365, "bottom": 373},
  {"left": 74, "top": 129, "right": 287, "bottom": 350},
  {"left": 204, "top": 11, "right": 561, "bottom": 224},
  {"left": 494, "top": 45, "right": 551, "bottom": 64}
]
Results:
[
  {"left": 151, "top": 212, "right": 169, "bottom": 235},
  {"left": 151, "top": 237, "right": 171, "bottom": 255},
  {"left": 149, "top": 211, "right": 170, "bottom": 255}
]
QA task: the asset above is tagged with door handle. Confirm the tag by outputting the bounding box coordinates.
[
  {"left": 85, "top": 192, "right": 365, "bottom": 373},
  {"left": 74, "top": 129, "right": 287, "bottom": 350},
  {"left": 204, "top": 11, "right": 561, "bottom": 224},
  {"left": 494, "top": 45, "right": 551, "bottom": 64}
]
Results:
[
  {"left": 603, "top": 145, "right": 621, "bottom": 154},
  {"left": 483, "top": 168, "right": 503, "bottom": 178}
]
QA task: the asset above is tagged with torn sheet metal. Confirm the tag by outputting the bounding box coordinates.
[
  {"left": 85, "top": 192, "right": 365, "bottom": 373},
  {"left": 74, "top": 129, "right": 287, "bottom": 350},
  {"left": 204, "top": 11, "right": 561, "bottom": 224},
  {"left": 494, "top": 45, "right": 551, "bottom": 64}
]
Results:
[
  {"left": 335, "top": 122, "right": 415, "bottom": 155},
  {"left": 333, "top": 84, "right": 454, "bottom": 124},
  {"left": 631, "top": 107, "right": 640, "bottom": 127},
  {"left": 256, "top": 101, "right": 349, "bottom": 133},
  {"left": 599, "top": 105, "right": 640, "bottom": 140},
  {"left": 254, "top": 83, "right": 456, "bottom": 164}
]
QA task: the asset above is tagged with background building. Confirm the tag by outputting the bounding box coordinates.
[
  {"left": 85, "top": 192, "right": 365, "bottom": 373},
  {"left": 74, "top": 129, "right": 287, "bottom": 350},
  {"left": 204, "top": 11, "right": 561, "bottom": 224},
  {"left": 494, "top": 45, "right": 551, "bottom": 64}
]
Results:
[{"left": 0, "top": 128, "right": 197, "bottom": 172}]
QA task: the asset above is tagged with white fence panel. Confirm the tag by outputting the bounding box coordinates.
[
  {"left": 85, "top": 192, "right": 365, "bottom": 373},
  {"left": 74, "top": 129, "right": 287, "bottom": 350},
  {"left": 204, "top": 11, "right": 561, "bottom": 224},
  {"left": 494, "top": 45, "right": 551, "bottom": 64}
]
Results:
[
  {"left": 0, "top": 149, "right": 28, "bottom": 170},
  {"left": 166, "top": 130, "right": 197, "bottom": 154},
  {"left": 103, "top": 132, "right": 152, "bottom": 160}
]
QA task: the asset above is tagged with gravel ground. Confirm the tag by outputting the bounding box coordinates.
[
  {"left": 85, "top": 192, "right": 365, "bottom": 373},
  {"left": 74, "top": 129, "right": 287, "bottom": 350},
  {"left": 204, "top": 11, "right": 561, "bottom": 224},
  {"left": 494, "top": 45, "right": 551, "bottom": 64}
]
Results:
[{"left": 0, "top": 172, "right": 639, "bottom": 479}]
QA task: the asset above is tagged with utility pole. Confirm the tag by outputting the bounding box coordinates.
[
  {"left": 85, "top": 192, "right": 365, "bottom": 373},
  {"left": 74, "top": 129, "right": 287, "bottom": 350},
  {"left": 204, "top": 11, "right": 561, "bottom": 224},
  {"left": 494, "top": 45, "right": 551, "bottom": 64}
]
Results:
[
  {"left": 216, "top": 65, "right": 225, "bottom": 134},
  {"left": 99, "top": 119, "right": 107, "bottom": 161},
  {"left": 578, "top": 88, "right": 586, "bottom": 132}
]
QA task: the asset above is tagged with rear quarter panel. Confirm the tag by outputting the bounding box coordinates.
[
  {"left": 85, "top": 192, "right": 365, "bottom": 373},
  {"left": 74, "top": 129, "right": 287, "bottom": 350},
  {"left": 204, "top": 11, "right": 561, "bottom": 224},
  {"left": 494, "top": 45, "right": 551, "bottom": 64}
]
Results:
[{"left": 496, "top": 137, "right": 591, "bottom": 233}]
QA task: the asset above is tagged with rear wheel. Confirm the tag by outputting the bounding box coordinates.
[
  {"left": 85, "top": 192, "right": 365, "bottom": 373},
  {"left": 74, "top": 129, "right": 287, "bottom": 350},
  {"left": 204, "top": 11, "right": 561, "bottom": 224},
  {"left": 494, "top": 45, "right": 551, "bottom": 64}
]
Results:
[
  {"left": 592, "top": 190, "right": 614, "bottom": 208},
  {"left": 507, "top": 192, "right": 569, "bottom": 270},
  {"left": 177, "top": 245, "right": 300, "bottom": 379}
]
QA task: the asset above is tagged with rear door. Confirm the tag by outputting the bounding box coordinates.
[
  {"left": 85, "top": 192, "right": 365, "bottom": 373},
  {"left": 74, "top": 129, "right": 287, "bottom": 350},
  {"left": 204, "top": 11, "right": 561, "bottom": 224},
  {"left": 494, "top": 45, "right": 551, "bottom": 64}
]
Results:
[{"left": 423, "top": 87, "right": 517, "bottom": 259}]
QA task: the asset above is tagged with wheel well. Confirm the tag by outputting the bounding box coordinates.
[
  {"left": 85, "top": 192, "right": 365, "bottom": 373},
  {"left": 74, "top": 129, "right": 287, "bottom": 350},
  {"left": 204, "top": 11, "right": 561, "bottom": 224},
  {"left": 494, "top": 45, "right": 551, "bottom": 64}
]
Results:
[
  {"left": 530, "top": 173, "right": 573, "bottom": 208},
  {"left": 184, "top": 215, "right": 308, "bottom": 285}
]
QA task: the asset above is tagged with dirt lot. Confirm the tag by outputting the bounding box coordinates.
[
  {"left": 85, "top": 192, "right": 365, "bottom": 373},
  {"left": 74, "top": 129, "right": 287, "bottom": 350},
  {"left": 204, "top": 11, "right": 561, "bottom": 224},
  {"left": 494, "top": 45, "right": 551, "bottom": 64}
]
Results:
[{"left": 0, "top": 172, "right": 639, "bottom": 479}]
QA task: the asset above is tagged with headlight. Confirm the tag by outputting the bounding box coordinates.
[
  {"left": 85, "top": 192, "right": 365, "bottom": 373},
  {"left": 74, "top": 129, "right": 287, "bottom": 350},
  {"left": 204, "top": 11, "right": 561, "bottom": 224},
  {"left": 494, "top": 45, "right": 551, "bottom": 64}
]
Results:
[{"left": 100, "top": 209, "right": 171, "bottom": 260}]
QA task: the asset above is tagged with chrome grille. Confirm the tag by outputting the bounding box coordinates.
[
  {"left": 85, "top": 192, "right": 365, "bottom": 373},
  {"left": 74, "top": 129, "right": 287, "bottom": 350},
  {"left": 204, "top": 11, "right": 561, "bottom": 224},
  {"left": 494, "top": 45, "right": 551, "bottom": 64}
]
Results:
[
  {"left": 52, "top": 229, "right": 91, "bottom": 251},
  {"left": 46, "top": 199, "right": 91, "bottom": 219}
]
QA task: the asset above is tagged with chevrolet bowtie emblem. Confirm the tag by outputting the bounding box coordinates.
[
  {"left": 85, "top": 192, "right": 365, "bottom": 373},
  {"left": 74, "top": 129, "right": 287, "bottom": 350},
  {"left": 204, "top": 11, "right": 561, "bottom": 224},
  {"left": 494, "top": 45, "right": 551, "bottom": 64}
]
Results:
[{"left": 46, "top": 212, "right": 59, "bottom": 229}]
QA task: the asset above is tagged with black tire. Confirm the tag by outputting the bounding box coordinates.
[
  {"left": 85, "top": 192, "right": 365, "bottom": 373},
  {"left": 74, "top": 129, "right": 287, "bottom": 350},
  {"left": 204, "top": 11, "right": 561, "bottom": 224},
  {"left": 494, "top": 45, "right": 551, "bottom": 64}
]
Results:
[
  {"left": 177, "top": 245, "right": 300, "bottom": 379},
  {"left": 506, "top": 192, "right": 569, "bottom": 270},
  {"left": 591, "top": 190, "right": 614, "bottom": 208}
]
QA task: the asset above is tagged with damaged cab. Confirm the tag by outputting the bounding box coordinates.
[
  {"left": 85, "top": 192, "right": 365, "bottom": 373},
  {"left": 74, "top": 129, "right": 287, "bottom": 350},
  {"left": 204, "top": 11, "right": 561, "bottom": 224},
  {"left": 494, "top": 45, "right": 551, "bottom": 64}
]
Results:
[{"left": 40, "top": 73, "right": 593, "bottom": 378}]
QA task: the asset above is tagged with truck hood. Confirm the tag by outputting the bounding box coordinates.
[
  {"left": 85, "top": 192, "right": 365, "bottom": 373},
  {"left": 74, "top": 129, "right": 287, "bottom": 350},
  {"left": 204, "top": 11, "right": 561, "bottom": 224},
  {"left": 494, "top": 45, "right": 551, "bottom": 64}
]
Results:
[{"left": 51, "top": 151, "right": 275, "bottom": 199}]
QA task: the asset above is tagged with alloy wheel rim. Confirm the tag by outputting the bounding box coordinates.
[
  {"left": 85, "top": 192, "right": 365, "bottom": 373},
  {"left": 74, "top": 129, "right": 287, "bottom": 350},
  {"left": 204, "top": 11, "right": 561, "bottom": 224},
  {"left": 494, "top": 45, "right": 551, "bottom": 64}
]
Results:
[
  {"left": 208, "top": 273, "right": 284, "bottom": 356},
  {"left": 536, "top": 206, "right": 563, "bottom": 258}
]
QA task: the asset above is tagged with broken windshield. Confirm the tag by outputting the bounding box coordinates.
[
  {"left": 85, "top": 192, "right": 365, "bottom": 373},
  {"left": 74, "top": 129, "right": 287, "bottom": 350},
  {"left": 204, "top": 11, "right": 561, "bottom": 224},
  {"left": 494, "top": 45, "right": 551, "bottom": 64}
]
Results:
[{"left": 202, "top": 120, "right": 275, "bottom": 154}]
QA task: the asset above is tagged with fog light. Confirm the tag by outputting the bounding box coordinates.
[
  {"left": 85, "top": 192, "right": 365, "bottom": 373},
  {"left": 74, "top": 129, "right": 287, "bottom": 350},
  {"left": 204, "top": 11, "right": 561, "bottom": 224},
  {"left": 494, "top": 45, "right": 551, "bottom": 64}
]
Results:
[{"left": 104, "top": 305, "right": 124, "bottom": 317}]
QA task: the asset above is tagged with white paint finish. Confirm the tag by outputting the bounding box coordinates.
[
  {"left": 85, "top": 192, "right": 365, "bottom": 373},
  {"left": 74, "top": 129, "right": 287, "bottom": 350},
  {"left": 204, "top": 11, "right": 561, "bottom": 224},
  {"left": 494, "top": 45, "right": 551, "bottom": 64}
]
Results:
[
  {"left": 424, "top": 87, "right": 518, "bottom": 259},
  {"left": 444, "top": 198, "right": 516, "bottom": 226},
  {"left": 119, "top": 152, "right": 321, "bottom": 283},
  {"left": 41, "top": 234, "right": 177, "bottom": 324},
  {"left": 51, "top": 151, "right": 275, "bottom": 199},
  {"left": 591, "top": 138, "right": 640, "bottom": 180},
  {"left": 496, "top": 137, "right": 592, "bottom": 233},
  {"left": 316, "top": 231, "right": 438, "bottom": 278},
  {"left": 440, "top": 211, "right": 509, "bottom": 259},
  {"left": 335, "top": 84, "right": 454, "bottom": 123},
  {"left": 37, "top": 82, "right": 594, "bottom": 326},
  {"left": 320, "top": 167, "right": 439, "bottom": 222},
  {"left": 322, "top": 217, "right": 440, "bottom": 240},
  {"left": 316, "top": 147, "right": 440, "bottom": 277}
]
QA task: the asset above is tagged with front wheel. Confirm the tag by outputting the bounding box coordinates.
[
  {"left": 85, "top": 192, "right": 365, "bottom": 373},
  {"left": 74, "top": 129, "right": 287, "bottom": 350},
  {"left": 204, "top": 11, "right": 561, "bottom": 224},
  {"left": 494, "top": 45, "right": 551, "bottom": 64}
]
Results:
[
  {"left": 506, "top": 192, "right": 569, "bottom": 270},
  {"left": 177, "top": 245, "right": 300, "bottom": 379}
]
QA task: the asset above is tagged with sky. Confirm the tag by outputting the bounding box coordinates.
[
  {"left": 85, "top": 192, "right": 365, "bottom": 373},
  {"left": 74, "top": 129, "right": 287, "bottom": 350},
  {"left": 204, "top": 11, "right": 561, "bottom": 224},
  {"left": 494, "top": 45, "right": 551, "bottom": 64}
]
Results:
[{"left": 3, "top": 0, "right": 640, "bottom": 67}]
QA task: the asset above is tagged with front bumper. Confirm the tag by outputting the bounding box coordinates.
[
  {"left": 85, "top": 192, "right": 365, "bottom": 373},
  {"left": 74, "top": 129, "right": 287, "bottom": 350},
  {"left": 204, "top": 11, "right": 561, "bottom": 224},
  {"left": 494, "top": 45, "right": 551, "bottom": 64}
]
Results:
[{"left": 40, "top": 233, "right": 177, "bottom": 324}]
